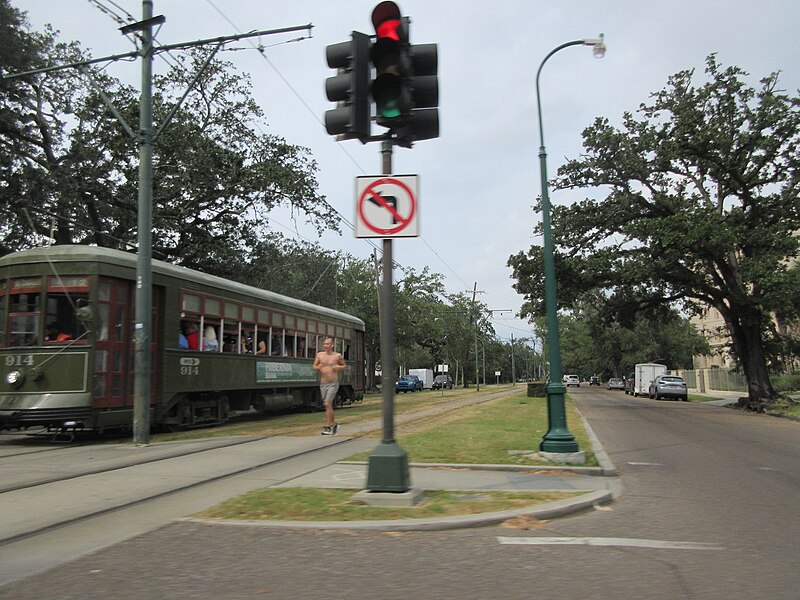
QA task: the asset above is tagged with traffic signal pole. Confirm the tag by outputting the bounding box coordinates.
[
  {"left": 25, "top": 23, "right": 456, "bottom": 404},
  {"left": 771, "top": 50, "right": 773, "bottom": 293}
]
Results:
[
  {"left": 365, "top": 136, "right": 411, "bottom": 492},
  {"left": 324, "top": 1, "right": 439, "bottom": 493}
]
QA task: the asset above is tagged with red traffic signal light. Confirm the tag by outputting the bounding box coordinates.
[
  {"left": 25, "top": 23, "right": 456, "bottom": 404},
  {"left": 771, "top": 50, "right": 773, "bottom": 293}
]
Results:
[
  {"left": 369, "top": 2, "right": 439, "bottom": 146},
  {"left": 371, "top": 2, "right": 406, "bottom": 121}
]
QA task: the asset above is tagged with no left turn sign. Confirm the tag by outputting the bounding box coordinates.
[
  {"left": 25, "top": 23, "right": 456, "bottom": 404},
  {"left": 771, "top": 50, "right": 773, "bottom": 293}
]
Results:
[{"left": 355, "top": 175, "right": 419, "bottom": 238}]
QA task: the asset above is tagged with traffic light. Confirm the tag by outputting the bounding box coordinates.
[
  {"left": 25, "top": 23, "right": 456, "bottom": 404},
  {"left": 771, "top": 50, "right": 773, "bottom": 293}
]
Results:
[
  {"left": 370, "top": 1, "right": 439, "bottom": 147},
  {"left": 324, "top": 31, "right": 371, "bottom": 141}
]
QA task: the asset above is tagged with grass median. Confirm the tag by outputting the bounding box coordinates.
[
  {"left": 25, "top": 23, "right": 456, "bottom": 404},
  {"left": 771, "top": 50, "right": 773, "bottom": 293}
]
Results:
[{"left": 194, "top": 390, "right": 597, "bottom": 522}]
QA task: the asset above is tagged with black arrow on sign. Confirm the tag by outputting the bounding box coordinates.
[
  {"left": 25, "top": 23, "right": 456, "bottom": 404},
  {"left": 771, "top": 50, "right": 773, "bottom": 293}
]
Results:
[{"left": 368, "top": 193, "right": 399, "bottom": 224}]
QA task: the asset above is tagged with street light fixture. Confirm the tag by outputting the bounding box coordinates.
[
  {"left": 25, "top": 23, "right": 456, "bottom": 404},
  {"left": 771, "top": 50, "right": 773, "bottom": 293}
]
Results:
[{"left": 535, "top": 34, "right": 605, "bottom": 454}]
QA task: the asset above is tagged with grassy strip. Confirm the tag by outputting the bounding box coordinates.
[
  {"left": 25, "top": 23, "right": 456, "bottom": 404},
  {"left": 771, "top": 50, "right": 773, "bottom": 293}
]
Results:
[
  {"left": 148, "top": 386, "right": 505, "bottom": 443},
  {"left": 192, "top": 390, "right": 596, "bottom": 522},
  {"left": 348, "top": 391, "right": 596, "bottom": 467},
  {"left": 194, "top": 488, "right": 578, "bottom": 521}
]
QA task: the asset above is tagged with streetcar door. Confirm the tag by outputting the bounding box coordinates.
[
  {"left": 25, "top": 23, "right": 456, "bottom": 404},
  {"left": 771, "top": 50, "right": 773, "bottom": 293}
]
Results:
[
  {"left": 93, "top": 279, "right": 131, "bottom": 408},
  {"left": 94, "top": 278, "right": 160, "bottom": 409}
]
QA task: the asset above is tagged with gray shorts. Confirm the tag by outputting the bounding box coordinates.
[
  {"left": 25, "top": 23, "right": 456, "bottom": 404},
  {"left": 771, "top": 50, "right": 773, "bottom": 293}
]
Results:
[{"left": 320, "top": 381, "right": 339, "bottom": 404}]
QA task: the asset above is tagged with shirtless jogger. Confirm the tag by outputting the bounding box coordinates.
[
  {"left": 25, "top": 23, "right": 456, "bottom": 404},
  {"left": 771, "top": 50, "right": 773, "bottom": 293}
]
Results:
[{"left": 313, "top": 337, "right": 346, "bottom": 435}]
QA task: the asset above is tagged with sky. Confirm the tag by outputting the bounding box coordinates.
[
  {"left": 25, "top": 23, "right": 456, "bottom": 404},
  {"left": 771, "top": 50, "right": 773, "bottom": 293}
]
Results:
[{"left": 17, "top": 0, "right": 800, "bottom": 346}]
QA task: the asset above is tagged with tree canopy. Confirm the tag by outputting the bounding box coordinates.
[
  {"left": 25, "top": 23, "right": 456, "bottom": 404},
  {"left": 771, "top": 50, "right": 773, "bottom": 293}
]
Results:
[
  {"left": 0, "top": 3, "right": 333, "bottom": 270},
  {"left": 509, "top": 55, "right": 800, "bottom": 410}
]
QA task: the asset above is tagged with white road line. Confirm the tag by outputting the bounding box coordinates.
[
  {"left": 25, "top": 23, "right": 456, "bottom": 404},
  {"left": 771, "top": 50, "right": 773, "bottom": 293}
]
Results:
[
  {"left": 497, "top": 537, "right": 724, "bottom": 550},
  {"left": 626, "top": 462, "right": 663, "bottom": 466}
]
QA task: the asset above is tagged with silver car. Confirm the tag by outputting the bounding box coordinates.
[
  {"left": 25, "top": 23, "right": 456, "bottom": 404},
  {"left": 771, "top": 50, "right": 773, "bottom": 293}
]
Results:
[
  {"left": 607, "top": 377, "right": 625, "bottom": 390},
  {"left": 648, "top": 375, "right": 688, "bottom": 401}
]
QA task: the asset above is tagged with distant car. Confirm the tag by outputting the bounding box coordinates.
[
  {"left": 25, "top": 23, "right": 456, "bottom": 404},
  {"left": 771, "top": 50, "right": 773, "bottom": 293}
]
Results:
[
  {"left": 565, "top": 375, "right": 580, "bottom": 387},
  {"left": 648, "top": 375, "right": 688, "bottom": 401},
  {"left": 607, "top": 377, "right": 625, "bottom": 390},
  {"left": 589, "top": 376, "right": 600, "bottom": 386},
  {"left": 432, "top": 374, "right": 453, "bottom": 390},
  {"left": 395, "top": 375, "right": 423, "bottom": 393}
]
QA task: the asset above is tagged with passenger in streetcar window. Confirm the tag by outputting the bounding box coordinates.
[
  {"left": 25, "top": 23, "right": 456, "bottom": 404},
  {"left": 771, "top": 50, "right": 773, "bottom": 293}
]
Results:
[
  {"left": 255, "top": 335, "right": 267, "bottom": 355},
  {"left": 45, "top": 322, "right": 71, "bottom": 342},
  {"left": 179, "top": 331, "right": 189, "bottom": 349},
  {"left": 203, "top": 325, "right": 219, "bottom": 352},
  {"left": 183, "top": 321, "right": 199, "bottom": 350}
]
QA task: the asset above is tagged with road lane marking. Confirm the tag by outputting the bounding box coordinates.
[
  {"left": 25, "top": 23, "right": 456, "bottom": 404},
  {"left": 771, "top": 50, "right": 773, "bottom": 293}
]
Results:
[
  {"left": 626, "top": 462, "right": 663, "bottom": 466},
  {"left": 497, "top": 537, "right": 724, "bottom": 550}
]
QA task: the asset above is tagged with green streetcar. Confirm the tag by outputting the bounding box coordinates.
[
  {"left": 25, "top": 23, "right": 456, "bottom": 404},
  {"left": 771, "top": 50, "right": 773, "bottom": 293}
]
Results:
[{"left": 0, "top": 245, "right": 365, "bottom": 434}]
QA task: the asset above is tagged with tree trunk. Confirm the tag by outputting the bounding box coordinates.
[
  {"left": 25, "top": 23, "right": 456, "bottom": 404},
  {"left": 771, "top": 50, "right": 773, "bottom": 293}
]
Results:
[{"left": 722, "top": 306, "right": 777, "bottom": 411}]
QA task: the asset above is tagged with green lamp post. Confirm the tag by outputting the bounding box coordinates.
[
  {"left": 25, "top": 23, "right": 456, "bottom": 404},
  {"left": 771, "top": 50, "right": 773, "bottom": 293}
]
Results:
[{"left": 536, "top": 35, "right": 606, "bottom": 453}]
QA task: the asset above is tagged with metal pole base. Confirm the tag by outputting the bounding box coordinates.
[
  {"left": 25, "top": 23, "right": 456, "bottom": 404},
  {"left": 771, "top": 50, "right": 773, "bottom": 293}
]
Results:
[
  {"left": 540, "top": 382, "right": 580, "bottom": 453},
  {"left": 366, "top": 441, "right": 411, "bottom": 492}
]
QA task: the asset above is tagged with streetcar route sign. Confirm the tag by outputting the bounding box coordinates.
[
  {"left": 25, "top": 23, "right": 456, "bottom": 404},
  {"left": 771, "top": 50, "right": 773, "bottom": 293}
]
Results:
[{"left": 355, "top": 175, "right": 419, "bottom": 238}]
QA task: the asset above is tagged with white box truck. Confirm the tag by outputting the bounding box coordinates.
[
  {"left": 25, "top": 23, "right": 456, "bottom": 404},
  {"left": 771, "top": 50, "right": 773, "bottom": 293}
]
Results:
[
  {"left": 409, "top": 369, "right": 434, "bottom": 390},
  {"left": 634, "top": 363, "right": 667, "bottom": 397}
]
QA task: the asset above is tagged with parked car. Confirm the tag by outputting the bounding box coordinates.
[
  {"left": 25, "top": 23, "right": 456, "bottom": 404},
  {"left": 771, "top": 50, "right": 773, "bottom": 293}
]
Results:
[
  {"left": 395, "top": 375, "right": 423, "bottom": 393},
  {"left": 648, "top": 374, "right": 688, "bottom": 401},
  {"left": 432, "top": 374, "right": 453, "bottom": 390},
  {"left": 589, "top": 376, "right": 600, "bottom": 386},
  {"left": 607, "top": 377, "right": 625, "bottom": 390},
  {"left": 565, "top": 375, "right": 580, "bottom": 387}
]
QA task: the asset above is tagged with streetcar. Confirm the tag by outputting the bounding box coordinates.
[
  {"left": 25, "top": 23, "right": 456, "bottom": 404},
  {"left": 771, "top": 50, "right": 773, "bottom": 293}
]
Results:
[{"left": 0, "top": 245, "right": 365, "bottom": 433}]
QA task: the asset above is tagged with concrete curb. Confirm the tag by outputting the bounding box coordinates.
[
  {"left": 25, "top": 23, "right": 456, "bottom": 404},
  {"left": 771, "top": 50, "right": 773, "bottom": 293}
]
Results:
[{"left": 181, "top": 489, "right": 613, "bottom": 532}]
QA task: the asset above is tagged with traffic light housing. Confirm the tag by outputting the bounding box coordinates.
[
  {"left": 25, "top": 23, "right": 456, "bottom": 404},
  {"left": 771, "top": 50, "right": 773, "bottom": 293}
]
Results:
[
  {"left": 324, "top": 31, "right": 371, "bottom": 141},
  {"left": 370, "top": 2, "right": 439, "bottom": 147}
]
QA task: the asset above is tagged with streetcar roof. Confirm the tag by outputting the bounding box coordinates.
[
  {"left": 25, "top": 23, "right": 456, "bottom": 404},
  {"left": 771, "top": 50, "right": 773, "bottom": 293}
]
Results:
[{"left": 0, "top": 245, "right": 365, "bottom": 329}]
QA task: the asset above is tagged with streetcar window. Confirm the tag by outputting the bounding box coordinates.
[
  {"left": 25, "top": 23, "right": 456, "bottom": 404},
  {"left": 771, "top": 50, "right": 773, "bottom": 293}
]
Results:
[
  {"left": 335, "top": 338, "right": 343, "bottom": 354},
  {"left": 308, "top": 320, "right": 317, "bottom": 334},
  {"left": 327, "top": 323, "right": 335, "bottom": 337},
  {"left": 255, "top": 327, "right": 268, "bottom": 355},
  {"left": 285, "top": 331, "right": 296, "bottom": 357},
  {"left": 306, "top": 333, "right": 317, "bottom": 356},
  {"left": 297, "top": 334, "right": 307, "bottom": 358},
  {"left": 241, "top": 323, "right": 255, "bottom": 354},
  {"left": 11, "top": 291, "right": 39, "bottom": 313},
  {"left": 273, "top": 313, "right": 283, "bottom": 327},
  {"left": 257, "top": 309, "right": 269, "bottom": 325},
  {"left": 242, "top": 306, "right": 255, "bottom": 322},
  {"left": 224, "top": 302, "right": 238, "bottom": 320},
  {"left": 205, "top": 298, "right": 221, "bottom": 316},
  {"left": 271, "top": 327, "right": 285, "bottom": 356},
  {"left": 297, "top": 317, "right": 306, "bottom": 332},
  {"left": 343, "top": 341, "right": 351, "bottom": 361},
  {"left": 182, "top": 294, "right": 201, "bottom": 313},
  {"left": 9, "top": 314, "right": 38, "bottom": 346},
  {"left": 45, "top": 293, "right": 88, "bottom": 342},
  {"left": 222, "top": 321, "right": 238, "bottom": 353}
]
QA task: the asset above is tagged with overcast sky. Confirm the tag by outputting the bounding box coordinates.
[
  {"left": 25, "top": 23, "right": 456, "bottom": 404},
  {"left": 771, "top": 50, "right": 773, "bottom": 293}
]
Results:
[{"left": 18, "top": 0, "right": 800, "bottom": 345}]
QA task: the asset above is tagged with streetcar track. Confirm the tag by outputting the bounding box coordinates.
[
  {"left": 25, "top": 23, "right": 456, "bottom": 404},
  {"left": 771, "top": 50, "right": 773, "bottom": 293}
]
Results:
[{"left": 0, "top": 435, "right": 354, "bottom": 547}]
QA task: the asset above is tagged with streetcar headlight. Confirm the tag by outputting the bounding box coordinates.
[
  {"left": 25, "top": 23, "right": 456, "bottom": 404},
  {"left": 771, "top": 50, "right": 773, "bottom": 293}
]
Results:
[{"left": 6, "top": 370, "right": 24, "bottom": 387}]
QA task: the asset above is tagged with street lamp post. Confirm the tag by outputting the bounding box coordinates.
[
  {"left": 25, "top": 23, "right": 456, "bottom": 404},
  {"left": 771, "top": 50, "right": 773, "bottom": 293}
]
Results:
[{"left": 536, "top": 35, "right": 605, "bottom": 454}]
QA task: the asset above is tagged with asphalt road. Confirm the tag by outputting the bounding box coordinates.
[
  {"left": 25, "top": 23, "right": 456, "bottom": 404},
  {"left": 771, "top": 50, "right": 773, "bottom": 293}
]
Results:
[{"left": 1, "top": 387, "right": 798, "bottom": 599}]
